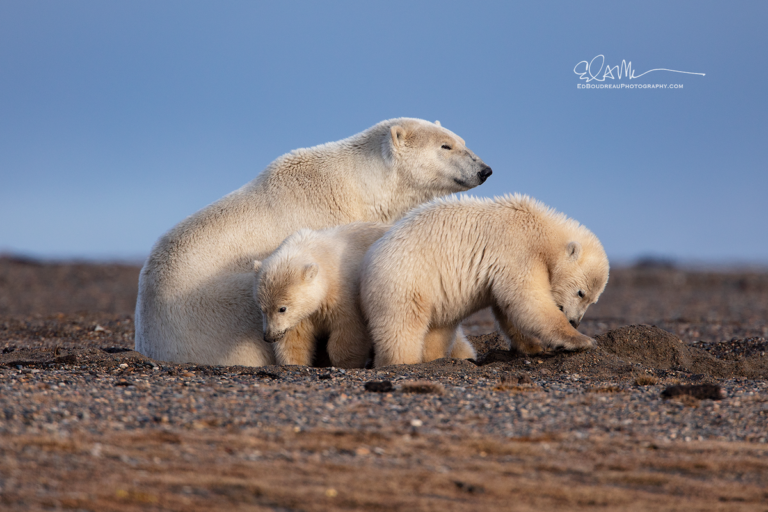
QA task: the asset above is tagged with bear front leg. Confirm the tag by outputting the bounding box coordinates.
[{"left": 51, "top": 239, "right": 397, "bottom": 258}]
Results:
[
  {"left": 496, "top": 298, "right": 594, "bottom": 353},
  {"left": 540, "top": 314, "right": 596, "bottom": 352},
  {"left": 327, "top": 313, "right": 372, "bottom": 369},
  {"left": 371, "top": 309, "right": 430, "bottom": 367},
  {"left": 491, "top": 305, "right": 545, "bottom": 354},
  {"left": 273, "top": 319, "right": 317, "bottom": 366}
]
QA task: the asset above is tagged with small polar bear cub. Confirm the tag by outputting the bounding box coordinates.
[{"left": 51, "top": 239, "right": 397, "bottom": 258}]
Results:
[
  {"left": 252, "top": 222, "right": 391, "bottom": 368},
  {"left": 360, "top": 194, "right": 610, "bottom": 367}
]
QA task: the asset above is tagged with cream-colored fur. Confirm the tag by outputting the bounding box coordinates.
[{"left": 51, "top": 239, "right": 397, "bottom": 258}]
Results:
[
  {"left": 135, "top": 118, "right": 492, "bottom": 365},
  {"left": 253, "top": 222, "right": 389, "bottom": 368},
  {"left": 361, "top": 194, "right": 610, "bottom": 367}
]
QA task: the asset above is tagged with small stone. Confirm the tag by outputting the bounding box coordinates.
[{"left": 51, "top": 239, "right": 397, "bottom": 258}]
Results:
[
  {"left": 364, "top": 381, "right": 393, "bottom": 393},
  {"left": 94, "top": 325, "right": 106, "bottom": 332},
  {"left": 410, "top": 419, "right": 423, "bottom": 427},
  {"left": 325, "top": 488, "right": 338, "bottom": 497},
  {"left": 661, "top": 384, "right": 723, "bottom": 400},
  {"left": 516, "top": 375, "right": 534, "bottom": 385}
]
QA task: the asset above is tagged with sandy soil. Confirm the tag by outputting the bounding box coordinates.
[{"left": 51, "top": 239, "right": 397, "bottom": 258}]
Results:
[{"left": 1, "top": 255, "right": 767, "bottom": 511}]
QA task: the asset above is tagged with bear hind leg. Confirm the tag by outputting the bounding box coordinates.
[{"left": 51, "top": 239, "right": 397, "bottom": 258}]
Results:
[
  {"left": 448, "top": 326, "right": 477, "bottom": 360},
  {"left": 327, "top": 315, "right": 372, "bottom": 369},
  {"left": 422, "top": 325, "right": 458, "bottom": 362}
]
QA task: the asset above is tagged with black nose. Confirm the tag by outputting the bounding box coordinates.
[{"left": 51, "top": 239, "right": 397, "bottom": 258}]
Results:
[
  {"left": 477, "top": 166, "right": 492, "bottom": 183},
  {"left": 569, "top": 319, "right": 580, "bottom": 328}
]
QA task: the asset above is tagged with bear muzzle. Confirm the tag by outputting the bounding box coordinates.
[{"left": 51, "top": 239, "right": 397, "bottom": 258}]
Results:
[
  {"left": 477, "top": 166, "right": 493, "bottom": 184},
  {"left": 263, "top": 330, "right": 286, "bottom": 344},
  {"left": 569, "top": 319, "right": 580, "bottom": 328}
]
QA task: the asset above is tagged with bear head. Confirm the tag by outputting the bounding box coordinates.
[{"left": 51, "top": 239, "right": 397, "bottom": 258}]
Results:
[
  {"left": 550, "top": 240, "right": 610, "bottom": 328},
  {"left": 253, "top": 250, "right": 326, "bottom": 344},
  {"left": 382, "top": 119, "right": 492, "bottom": 195}
]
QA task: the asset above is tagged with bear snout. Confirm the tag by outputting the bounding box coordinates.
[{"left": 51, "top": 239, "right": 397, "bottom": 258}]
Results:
[
  {"left": 569, "top": 319, "right": 580, "bottom": 328},
  {"left": 477, "top": 166, "right": 492, "bottom": 183},
  {"left": 263, "top": 331, "right": 285, "bottom": 343}
]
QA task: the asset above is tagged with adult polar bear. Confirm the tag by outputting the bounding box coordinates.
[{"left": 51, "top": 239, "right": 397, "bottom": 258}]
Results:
[{"left": 135, "top": 118, "right": 492, "bottom": 366}]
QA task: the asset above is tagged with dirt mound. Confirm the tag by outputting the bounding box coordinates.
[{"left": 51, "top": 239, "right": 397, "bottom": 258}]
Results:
[{"left": 473, "top": 325, "right": 768, "bottom": 380}]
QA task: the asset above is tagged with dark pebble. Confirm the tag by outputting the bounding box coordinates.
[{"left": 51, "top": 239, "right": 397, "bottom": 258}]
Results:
[
  {"left": 661, "top": 384, "right": 723, "bottom": 400},
  {"left": 364, "top": 381, "right": 393, "bottom": 393}
]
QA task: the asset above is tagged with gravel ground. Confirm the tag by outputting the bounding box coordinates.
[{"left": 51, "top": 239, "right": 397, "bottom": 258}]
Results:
[{"left": 0, "top": 256, "right": 767, "bottom": 511}]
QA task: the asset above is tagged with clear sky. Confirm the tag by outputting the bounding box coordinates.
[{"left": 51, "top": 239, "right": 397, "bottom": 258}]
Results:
[{"left": 1, "top": 1, "right": 766, "bottom": 264}]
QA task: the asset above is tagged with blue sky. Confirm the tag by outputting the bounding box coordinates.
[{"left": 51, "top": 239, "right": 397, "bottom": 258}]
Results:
[{"left": 1, "top": 1, "right": 766, "bottom": 263}]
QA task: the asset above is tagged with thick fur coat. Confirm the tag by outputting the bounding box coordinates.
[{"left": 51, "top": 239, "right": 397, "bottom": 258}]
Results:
[
  {"left": 360, "top": 194, "right": 609, "bottom": 367},
  {"left": 253, "top": 222, "right": 389, "bottom": 368},
  {"left": 135, "top": 118, "right": 492, "bottom": 365}
]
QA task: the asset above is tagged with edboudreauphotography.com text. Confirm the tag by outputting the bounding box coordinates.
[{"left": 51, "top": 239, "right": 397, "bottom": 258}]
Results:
[{"left": 577, "top": 83, "right": 684, "bottom": 89}]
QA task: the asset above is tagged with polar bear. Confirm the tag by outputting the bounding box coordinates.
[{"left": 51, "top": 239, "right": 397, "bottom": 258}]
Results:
[
  {"left": 135, "top": 118, "right": 492, "bottom": 366},
  {"left": 253, "top": 222, "right": 476, "bottom": 368},
  {"left": 360, "top": 194, "right": 609, "bottom": 367},
  {"left": 253, "top": 222, "right": 388, "bottom": 368}
]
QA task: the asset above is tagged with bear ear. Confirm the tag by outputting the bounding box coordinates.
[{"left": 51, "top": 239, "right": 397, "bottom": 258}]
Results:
[
  {"left": 302, "top": 263, "right": 319, "bottom": 282},
  {"left": 253, "top": 260, "right": 262, "bottom": 273},
  {"left": 566, "top": 241, "right": 582, "bottom": 261},
  {"left": 390, "top": 125, "right": 407, "bottom": 148},
  {"left": 434, "top": 120, "right": 441, "bottom": 126}
]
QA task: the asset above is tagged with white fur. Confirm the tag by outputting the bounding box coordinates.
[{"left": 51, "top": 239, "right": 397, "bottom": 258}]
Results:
[
  {"left": 253, "top": 222, "right": 389, "bottom": 368},
  {"left": 361, "top": 194, "right": 610, "bottom": 367},
  {"left": 135, "top": 118, "right": 491, "bottom": 365}
]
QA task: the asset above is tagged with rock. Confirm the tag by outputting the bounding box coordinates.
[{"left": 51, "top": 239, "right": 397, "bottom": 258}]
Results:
[{"left": 364, "top": 381, "right": 393, "bottom": 393}]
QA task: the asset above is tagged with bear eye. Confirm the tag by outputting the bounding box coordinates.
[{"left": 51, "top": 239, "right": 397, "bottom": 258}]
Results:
[
  {"left": 278, "top": 306, "right": 287, "bottom": 313},
  {"left": 441, "top": 144, "right": 452, "bottom": 150},
  {"left": 578, "top": 290, "right": 585, "bottom": 298}
]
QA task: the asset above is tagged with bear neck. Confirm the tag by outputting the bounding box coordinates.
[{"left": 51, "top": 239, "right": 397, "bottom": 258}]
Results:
[{"left": 331, "top": 120, "right": 448, "bottom": 223}]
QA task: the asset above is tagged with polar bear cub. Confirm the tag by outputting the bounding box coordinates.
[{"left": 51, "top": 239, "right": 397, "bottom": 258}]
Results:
[
  {"left": 255, "top": 222, "right": 478, "bottom": 367},
  {"left": 253, "top": 222, "right": 389, "bottom": 368},
  {"left": 361, "top": 194, "right": 610, "bottom": 367}
]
